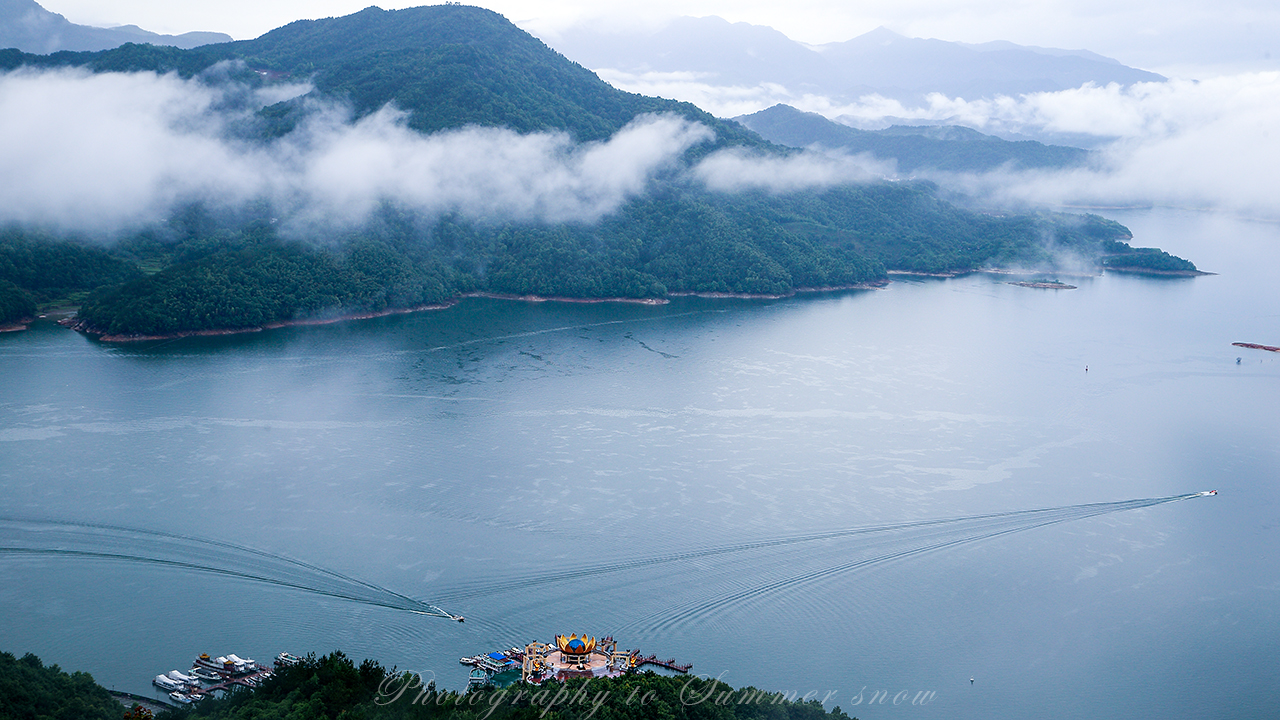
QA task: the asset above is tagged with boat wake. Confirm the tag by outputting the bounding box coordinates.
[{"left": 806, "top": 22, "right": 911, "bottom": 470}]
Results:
[
  {"left": 614, "top": 492, "right": 1207, "bottom": 636},
  {"left": 1, "top": 493, "right": 1210, "bottom": 628},
  {"left": 429, "top": 492, "right": 1209, "bottom": 630},
  {"left": 0, "top": 517, "right": 458, "bottom": 620}
]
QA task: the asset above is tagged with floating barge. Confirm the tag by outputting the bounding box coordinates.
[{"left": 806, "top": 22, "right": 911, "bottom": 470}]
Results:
[{"left": 461, "top": 635, "right": 690, "bottom": 689}]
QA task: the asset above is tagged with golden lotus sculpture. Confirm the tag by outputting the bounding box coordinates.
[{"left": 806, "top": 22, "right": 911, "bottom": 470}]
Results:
[{"left": 554, "top": 634, "right": 596, "bottom": 656}]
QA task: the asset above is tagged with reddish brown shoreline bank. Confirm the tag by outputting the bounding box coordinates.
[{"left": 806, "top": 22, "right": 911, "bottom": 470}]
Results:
[
  {"left": 65, "top": 283, "right": 889, "bottom": 343},
  {"left": 887, "top": 269, "right": 967, "bottom": 278},
  {"left": 669, "top": 280, "right": 889, "bottom": 300},
  {"left": 63, "top": 301, "right": 459, "bottom": 342},
  {"left": 1007, "top": 281, "right": 1077, "bottom": 289},
  {"left": 1233, "top": 342, "right": 1280, "bottom": 353}
]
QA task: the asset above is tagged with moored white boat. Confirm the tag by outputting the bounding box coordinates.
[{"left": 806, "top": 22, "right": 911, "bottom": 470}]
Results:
[{"left": 153, "top": 674, "right": 183, "bottom": 692}]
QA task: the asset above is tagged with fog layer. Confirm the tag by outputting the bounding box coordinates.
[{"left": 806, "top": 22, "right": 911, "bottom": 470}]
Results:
[
  {"left": 0, "top": 68, "right": 714, "bottom": 233},
  {"left": 6, "top": 66, "right": 1276, "bottom": 230},
  {"left": 606, "top": 70, "right": 1280, "bottom": 216}
]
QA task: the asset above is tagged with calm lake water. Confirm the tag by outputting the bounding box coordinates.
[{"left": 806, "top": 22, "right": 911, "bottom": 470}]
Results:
[{"left": 1, "top": 207, "right": 1276, "bottom": 719}]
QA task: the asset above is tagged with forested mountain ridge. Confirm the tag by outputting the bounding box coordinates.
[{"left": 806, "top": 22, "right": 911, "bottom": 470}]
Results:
[
  {"left": 737, "top": 104, "right": 1089, "bottom": 173},
  {"left": 0, "top": 5, "right": 1196, "bottom": 337},
  {"left": 0, "top": 4, "right": 762, "bottom": 148}
]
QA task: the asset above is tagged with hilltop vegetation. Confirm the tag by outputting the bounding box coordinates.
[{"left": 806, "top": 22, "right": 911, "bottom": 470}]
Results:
[
  {"left": 0, "top": 228, "right": 142, "bottom": 323},
  {"left": 70, "top": 188, "right": 1142, "bottom": 337},
  {"left": 0, "top": 5, "right": 1195, "bottom": 337},
  {"left": 0, "top": 650, "right": 122, "bottom": 720}
]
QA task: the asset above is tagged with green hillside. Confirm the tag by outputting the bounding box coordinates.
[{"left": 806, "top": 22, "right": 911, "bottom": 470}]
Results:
[
  {"left": 0, "top": 5, "right": 1193, "bottom": 337},
  {"left": 0, "top": 5, "right": 762, "bottom": 149},
  {"left": 0, "top": 651, "right": 123, "bottom": 720},
  {"left": 736, "top": 104, "right": 1088, "bottom": 172}
]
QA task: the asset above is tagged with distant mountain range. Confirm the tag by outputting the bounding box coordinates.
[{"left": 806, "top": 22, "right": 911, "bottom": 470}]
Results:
[
  {"left": 0, "top": 0, "right": 230, "bottom": 53},
  {"left": 544, "top": 17, "right": 1164, "bottom": 102},
  {"left": 736, "top": 104, "right": 1089, "bottom": 173}
]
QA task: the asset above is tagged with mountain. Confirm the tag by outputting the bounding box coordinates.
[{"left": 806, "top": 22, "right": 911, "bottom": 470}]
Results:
[
  {"left": 0, "top": 5, "right": 760, "bottom": 147},
  {"left": 815, "top": 26, "right": 1164, "bottom": 98},
  {"left": 0, "top": 0, "right": 230, "bottom": 53},
  {"left": 0, "top": 5, "right": 1193, "bottom": 338},
  {"left": 544, "top": 17, "right": 1164, "bottom": 102},
  {"left": 542, "top": 16, "right": 839, "bottom": 95},
  {"left": 736, "top": 104, "right": 1088, "bottom": 173}
]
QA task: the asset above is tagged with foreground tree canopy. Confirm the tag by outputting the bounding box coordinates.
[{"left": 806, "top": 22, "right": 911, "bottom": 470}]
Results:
[{"left": 0, "top": 650, "right": 123, "bottom": 720}]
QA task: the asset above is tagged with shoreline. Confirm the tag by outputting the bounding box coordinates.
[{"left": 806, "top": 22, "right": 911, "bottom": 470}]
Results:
[
  {"left": 66, "top": 284, "right": 886, "bottom": 343},
  {"left": 1104, "top": 267, "right": 1214, "bottom": 277},
  {"left": 459, "top": 291, "right": 668, "bottom": 305},
  {"left": 1007, "top": 281, "right": 1077, "bottom": 289},
  {"left": 887, "top": 269, "right": 968, "bottom": 278},
  {"left": 668, "top": 280, "right": 888, "bottom": 301},
  {"left": 64, "top": 301, "right": 459, "bottom": 343},
  {"left": 0, "top": 320, "right": 31, "bottom": 333},
  {"left": 892, "top": 266, "right": 1212, "bottom": 279}
]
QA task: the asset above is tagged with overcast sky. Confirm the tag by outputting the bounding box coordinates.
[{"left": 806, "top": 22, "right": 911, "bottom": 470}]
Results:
[{"left": 35, "top": 0, "right": 1280, "bottom": 76}]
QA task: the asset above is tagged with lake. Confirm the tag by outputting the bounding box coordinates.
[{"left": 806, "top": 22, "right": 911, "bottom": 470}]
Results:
[{"left": 0, "top": 207, "right": 1276, "bottom": 719}]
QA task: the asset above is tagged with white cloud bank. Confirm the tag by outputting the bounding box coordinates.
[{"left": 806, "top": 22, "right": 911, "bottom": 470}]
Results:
[
  {"left": 4, "top": 65, "right": 1279, "bottom": 232},
  {"left": 888, "top": 74, "right": 1280, "bottom": 216},
  {"left": 607, "top": 69, "right": 1280, "bottom": 216},
  {"left": 0, "top": 67, "right": 714, "bottom": 233},
  {"left": 694, "top": 148, "right": 891, "bottom": 192}
]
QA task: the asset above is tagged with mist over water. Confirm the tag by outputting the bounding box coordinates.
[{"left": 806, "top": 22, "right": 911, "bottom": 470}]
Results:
[{"left": 0, "top": 207, "right": 1276, "bottom": 718}]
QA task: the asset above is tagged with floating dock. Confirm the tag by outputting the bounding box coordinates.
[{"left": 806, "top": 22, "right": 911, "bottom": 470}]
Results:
[
  {"left": 462, "top": 635, "right": 690, "bottom": 688},
  {"left": 153, "top": 651, "right": 290, "bottom": 704}
]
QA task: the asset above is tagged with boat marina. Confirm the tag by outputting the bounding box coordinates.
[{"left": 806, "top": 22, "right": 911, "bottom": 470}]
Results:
[{"left": 150, "top": 651, "right": 300, "bottom": 704}]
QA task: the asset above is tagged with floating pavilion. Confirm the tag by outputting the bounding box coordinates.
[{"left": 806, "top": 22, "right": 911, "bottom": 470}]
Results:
[{"left": 462, "top": 634, "right": 691, "bottom": 689}]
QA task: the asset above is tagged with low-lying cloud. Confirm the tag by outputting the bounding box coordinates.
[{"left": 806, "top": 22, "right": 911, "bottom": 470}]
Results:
[
  {"left": 603, "top": 67, "right": 1280, "bottom": 217},
  {"left": 693, "top": 148, "right": 890, "bottom": 192},
  {"left": 6, "top": 65, "right": 1278, "bottom": 233},
  {"left": 881, "top": 74, "right": 1280, "bottom": 216},
  {"left": 0, "top": 67, "right": 714, "bottom": 234}
]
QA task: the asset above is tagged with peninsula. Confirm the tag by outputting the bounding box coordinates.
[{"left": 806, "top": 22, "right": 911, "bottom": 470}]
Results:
[{"left": 0, "top": 5, "right": 1199, "bottom": 340}]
